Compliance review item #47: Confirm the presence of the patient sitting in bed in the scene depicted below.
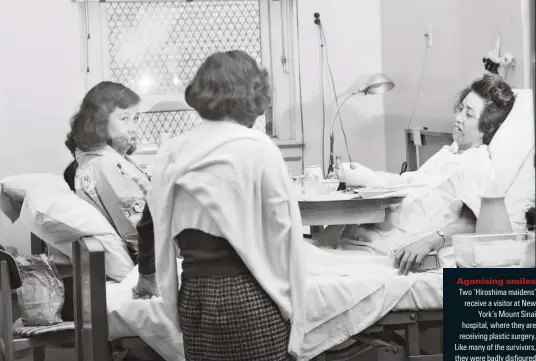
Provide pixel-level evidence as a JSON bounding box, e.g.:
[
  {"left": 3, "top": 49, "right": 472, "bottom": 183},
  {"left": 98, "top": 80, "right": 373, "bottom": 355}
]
[
  {"left": 337, "top": 74, "right": 516, "bottom": 275},
  {"left": 65, "top": 81, "right": 158, "bottom": 297}
]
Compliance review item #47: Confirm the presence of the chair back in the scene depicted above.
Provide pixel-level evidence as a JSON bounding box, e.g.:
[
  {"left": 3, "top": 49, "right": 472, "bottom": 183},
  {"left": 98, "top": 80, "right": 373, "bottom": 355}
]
[{"left": 0, "top": 250, "right": 22, "bottom": 360}]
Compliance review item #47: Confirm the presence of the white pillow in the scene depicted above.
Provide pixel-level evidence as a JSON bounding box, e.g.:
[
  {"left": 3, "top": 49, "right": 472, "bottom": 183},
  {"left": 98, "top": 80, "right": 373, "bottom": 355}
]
[
  {"left": 0, "top": 173, "right": 68, "bottom": 222},
  {"left": 489, "top": 89, "right": 534, "bottom": 194},
  {"left": 489, "top": 89, "right": 535, "bottom": 230},
  {"left": 505, "top": 149, "right": 535, "bottom": 232},
  {"left": 20, "top": 187, "right": 134, "bottom": 282}
]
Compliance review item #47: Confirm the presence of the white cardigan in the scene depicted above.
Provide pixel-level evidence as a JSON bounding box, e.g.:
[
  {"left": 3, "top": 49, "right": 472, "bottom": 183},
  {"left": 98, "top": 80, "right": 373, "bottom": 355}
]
[{"left": 148, "top": 120, "right": 308, "bottom": 355}]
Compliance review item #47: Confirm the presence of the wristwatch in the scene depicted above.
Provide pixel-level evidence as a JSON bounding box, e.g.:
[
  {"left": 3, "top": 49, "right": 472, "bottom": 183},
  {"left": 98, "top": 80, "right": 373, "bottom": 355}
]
[{"left": 436, "top": 230, "right": 446, "bottom": 249}]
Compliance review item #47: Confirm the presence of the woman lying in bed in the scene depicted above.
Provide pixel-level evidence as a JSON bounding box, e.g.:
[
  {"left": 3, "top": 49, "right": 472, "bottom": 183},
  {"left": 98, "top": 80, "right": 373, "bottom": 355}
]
[
  {"left": 337, "top": 74, "right": 516, "bottom": 275},
  {"left": 64, "top": 81, "right": 158, "bottom": 297}
]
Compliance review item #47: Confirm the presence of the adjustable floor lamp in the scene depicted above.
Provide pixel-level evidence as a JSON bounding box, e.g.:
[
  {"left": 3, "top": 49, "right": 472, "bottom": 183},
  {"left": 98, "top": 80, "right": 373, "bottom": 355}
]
[{"left": 327, "top": 73, "right": 395, "bottom": 174}]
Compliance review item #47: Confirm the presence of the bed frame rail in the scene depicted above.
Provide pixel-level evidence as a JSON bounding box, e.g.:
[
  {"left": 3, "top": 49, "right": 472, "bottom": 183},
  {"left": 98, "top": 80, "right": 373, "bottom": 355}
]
[
  {"left": 72, "top": 237, "right": 150, "bottom": 361},
  {"left": 73, "top": 236, "right": 110, "bottom": 361},
  {"left": 316, "top": 310, "right": 443, "bottom": 361}
]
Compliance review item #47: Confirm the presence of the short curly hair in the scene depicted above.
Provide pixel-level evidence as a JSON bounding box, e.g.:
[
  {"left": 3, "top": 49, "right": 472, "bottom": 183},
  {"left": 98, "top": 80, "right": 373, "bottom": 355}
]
[
  {"left": 453, "top": 74, "right": 516, "bottom": 145},
  {"left": 185, "top": 50, "right": 271, "bottom": 127},
  {"left": 66, "top": 81, "right": 140, "bottom": 152}
]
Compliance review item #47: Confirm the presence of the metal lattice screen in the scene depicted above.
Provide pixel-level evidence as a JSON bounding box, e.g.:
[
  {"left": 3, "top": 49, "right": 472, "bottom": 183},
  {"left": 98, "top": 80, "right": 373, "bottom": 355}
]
[{"left": 107, "top": 0, "right": 269, "bottom": 145}]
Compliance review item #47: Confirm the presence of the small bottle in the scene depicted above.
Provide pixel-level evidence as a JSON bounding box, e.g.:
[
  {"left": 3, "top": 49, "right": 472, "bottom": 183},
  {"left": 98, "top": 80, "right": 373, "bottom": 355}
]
[
  {"left": 334, "top": 156, "right": 346, "bottom": 191},
  {"left": 331, "top": 157, "right": 341, "bottom": 180}
]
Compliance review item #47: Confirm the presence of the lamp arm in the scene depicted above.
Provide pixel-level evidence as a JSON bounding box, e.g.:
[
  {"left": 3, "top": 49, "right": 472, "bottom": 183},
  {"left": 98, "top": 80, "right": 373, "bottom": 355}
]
[
  {"left": 329, "top": 91, "right": 360, "bottom": 136},
  {"left": 327, "top": 90, "right": 361, "bottom": 174}
]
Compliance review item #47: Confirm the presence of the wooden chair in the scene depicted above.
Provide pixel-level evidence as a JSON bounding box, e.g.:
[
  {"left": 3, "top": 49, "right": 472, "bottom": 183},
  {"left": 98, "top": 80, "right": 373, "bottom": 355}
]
[{"left": 0, "top": 249, "right": 76, "bottom": 361}]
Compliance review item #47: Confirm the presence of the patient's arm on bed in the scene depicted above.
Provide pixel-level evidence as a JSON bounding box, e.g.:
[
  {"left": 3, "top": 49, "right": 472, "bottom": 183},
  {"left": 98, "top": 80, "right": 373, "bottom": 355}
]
[
  {"left": 345, "top": 161, "right": 412, "bottom": 188},
  {"left": 395, "top": 205, "right": 476, "bottom": 274},
  {"left": 423, "top": 204, "right": 477, "bottom": 251},
  {"left": 439, "top": 204, "right": 477, "bottom": 248},
  {"left": 433, "top": 149, "right": 492, "bottom": 249}
]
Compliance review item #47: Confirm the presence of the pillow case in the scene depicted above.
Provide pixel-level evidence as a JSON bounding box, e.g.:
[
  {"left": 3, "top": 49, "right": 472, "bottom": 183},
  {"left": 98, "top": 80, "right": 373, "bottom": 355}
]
[
  {"left": 20, "top": 187, "right": 134, "bottom": 282},
  {"left": 489, "top": 89, "right": 534, "bottom": 195},
  {"left": 504, "top": 149, "right": 535, "bottom": 232},
  {"left": 0, "top": 174, "right": 68, "bottom": 222},
  {"left": 489, "top": 89, "right": 535, "bottom": 230}
]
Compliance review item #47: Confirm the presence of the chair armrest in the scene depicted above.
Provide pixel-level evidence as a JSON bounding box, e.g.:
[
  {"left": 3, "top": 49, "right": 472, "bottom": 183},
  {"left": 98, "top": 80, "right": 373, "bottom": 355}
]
[{"left": 73, "top": 236, "right": 109, "bottom": 361}]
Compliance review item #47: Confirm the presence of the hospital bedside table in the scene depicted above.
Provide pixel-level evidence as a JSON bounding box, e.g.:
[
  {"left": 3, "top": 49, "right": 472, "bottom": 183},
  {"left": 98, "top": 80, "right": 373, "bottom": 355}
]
[{"left": 299, "top": 197, "right": 404, "bottom": 248}]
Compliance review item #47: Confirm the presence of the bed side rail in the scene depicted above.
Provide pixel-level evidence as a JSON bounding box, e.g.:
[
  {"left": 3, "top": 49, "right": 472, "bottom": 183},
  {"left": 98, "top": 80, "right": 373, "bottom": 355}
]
[{"left": 73, "top": 236, "right": 110, "bottom": 361}]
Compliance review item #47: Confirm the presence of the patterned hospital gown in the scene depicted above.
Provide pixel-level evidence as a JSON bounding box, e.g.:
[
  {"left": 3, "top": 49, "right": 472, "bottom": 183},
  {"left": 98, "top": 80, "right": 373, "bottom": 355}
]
[{"left": 74, "top": 146, "right": 153, "bottom": 271}]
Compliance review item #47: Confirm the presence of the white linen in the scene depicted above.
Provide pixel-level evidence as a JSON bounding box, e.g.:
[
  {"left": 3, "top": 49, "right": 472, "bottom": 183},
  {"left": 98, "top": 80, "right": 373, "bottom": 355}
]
[
  {"left": 297, "top": 244, "right": 443, "bottom": 360},
  {"left": 105, "top": 265, "right": 185, "bottom": 361},
  {"left": 19, "top": 187, "right": 134, "bottom": 282},
  {"left": 505, "top": 148, "right": 535, "bottom": 231},
  {"left": 342, "top": 144, "right": 495, "bottom": 254},
  {"left": 489, "top": 89, "right": 534, "bottom": 195},
  {"left": 488, "top": 89, "right": 535, "bottom": 231},
  {"left": 0, "top": 173, "right": 68, "bottom": 222},
  {"left": 104, "top": 256, "right": 434, "bottom": 361},
  {"left": 392, "top": 270, "right": 443, "bottom": 311},
  {"left": 300, "top": 269, "right": 443, "bottom": 360},
  {"left": 147, "top": 120, "right": 417, "bottom": 359}
]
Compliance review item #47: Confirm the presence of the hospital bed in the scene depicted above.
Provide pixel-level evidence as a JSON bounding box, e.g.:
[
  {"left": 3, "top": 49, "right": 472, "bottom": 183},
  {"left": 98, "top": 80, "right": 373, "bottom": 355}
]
[
  {"left": 66, "top": 230, "right": 444, "bottom": 361},
  {"left": 29, "top": 226, "right": 445, "bottom": 361},
  {"left": 1, "top": 89, "right": 533, "bottom": 361}
]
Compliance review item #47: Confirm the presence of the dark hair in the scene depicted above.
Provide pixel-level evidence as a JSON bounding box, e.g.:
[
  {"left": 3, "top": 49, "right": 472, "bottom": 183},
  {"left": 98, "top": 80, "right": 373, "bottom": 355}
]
[
  {"left": 185, "top": 50, "right": 271, "bottom": 127},
  {"left": 65, "top": 136, "right": 77, "bottom": 156},
  {"left": 453, "top": 74, "right": 516, "bottom": 145},
  {"left": 526, "top": 207, "right": 535, "bottom": 231},
  {"left": 63, "top": 160, "right": 78, "bottom": 192},
  {"left": 66, "top": 81, "right": 140, "bottom": 152}
]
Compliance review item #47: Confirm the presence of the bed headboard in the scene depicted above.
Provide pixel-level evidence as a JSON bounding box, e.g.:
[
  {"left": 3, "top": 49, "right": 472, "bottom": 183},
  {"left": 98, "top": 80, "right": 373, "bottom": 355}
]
[{"left": 73, "top": 236, "right": 109, "bottom": 361}]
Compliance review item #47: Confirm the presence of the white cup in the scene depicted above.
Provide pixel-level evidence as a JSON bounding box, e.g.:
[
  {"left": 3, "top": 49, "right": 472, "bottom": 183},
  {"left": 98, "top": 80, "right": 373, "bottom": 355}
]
[{"left": 305, "top": 165, "right": 323, "bottom": 180}]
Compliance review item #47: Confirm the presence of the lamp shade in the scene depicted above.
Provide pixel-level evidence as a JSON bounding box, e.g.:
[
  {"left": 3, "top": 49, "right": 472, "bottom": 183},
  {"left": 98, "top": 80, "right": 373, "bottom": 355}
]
[{"left": 362, "top": 73, "right": 395, "bottom": 94}]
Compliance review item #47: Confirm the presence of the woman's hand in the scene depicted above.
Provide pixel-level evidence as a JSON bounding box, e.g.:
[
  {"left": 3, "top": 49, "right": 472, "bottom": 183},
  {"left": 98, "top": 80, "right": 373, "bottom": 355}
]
[
  {"left": 132, "top": 273, "right": 160, "bottom": 299},
  {"left": 393, "top": 234, "right": 438, "bottom": 276}
]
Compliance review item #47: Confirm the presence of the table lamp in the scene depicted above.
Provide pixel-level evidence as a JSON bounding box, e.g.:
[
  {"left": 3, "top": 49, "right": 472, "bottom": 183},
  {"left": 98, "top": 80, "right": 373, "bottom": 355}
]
[{"left": 328, "top": 73, "right": 395, "bottom": 174}]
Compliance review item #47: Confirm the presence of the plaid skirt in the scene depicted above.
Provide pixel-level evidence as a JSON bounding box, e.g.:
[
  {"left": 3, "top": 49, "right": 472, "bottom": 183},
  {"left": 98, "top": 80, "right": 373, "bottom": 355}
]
[{"left": 178, "top": 274, "right": 294, "bottom": 361}]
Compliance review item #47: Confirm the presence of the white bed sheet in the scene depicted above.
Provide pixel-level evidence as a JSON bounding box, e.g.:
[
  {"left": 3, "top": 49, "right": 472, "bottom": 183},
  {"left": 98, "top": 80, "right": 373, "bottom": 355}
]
[
  {"left": 103, "top": 260, "right": 443, "bottom": 361},
  {"left": 105, "top": 265, "right": 185, "bottom": 361},
  {"left": 296, "top": 269, "right": 443, "bottom": 360},
  {"left": 392, "top": 270, "right": 443, "bottom": 311},
  {"left": 294, "top": 245, "right": 445, "bottom": 360}
]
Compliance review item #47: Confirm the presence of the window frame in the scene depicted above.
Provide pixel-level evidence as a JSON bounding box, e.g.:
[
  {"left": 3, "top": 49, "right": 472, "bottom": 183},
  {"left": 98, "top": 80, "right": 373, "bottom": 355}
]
[{"left": 80, "top": 0, "right": 303, "bottom": 154}]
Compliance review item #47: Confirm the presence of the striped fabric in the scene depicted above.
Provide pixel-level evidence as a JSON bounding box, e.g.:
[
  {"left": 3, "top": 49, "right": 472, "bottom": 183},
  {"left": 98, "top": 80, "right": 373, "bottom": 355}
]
[
  {"left": 116, "top": 160, "right": 151, "bottom": 198},
  {"left": 12, "top": 318, "right": 74, "bottom": 337}
]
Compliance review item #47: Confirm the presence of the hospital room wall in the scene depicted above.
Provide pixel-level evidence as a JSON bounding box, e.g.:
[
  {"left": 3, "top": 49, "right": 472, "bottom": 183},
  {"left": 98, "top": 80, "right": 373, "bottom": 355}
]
[
  {"left": 296, "top": 0, "right": 387, "bottom": 173},
  {"left": 381, "top": 0, "right": 530, "bottom": 172},
  {"left": 0, "top": 0, "right": 85, "bottom": 253},
  {"left": 0, "top": 0, "right": 387, "bottom": 253}
]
